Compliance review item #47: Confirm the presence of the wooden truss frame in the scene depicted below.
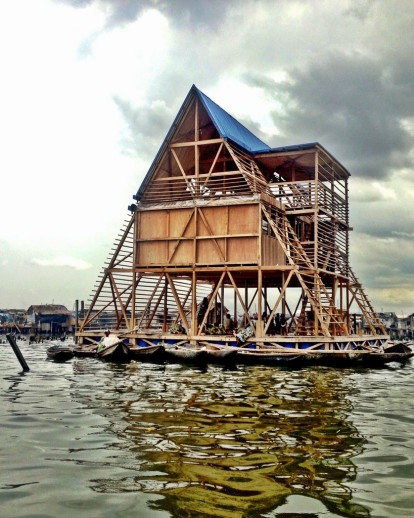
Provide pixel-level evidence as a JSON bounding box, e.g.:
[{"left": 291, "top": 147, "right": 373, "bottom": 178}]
[{"left": 77, "top": 90, "right": 387, "bottom": 348}]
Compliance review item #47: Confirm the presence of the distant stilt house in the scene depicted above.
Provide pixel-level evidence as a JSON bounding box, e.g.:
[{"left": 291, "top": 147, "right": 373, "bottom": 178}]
[
  {"left": 77, "top": 85, "right": 388, "bottom": 351},
  {"left": 0, "top": 309, "right": 27, "bottom": 334},
  {"left": 27, "top": 304, "right": 73, "bottom": 336}
]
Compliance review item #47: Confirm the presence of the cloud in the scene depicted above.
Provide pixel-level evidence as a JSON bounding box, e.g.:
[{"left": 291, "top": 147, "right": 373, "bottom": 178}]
[
  {"left": 392, "top": 231, "right": 414, "bottom": 239},
  {"left": 31, "top": 256, "right": 92, "bottom": 270},
  {"left": 351, "top": 231, "right": 414, "bottom": 312},
  {"left": 113, "top": 96, "right": 173, "bottom": 159},
  {"left": 58, "top": 0, "right": 235, "bottom": 29},
  {"left": 2, "top": 0, "right": 414, "bottom": 315},
  {"left": 245, "top": 51, "right": 414, "bottom": 179},
  {"left": 350, "top": 179, "right": 397, "bottom": 203}
]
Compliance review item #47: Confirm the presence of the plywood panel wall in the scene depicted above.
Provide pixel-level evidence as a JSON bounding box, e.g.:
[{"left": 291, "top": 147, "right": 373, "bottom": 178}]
[{"left": 136, "top": 203, "right": 264, "bottom": 266}]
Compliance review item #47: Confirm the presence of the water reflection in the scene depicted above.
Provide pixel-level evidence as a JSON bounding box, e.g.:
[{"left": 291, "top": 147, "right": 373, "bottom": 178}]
[{"left": 71, "top": 362, "right": 371, "bottom": 517}]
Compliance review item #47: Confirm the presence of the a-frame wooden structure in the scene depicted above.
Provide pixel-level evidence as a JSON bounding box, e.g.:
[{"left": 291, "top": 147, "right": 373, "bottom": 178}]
[{"left": 77, "top": 85, "right": 388, "bottom": 352}]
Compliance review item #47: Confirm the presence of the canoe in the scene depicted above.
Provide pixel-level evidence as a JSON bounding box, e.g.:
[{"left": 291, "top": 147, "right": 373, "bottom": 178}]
[
  {"left": 46, "top": 344, "right": 74, "bottom": 361},
  {"left": 235, "top": 342, "right": 414, "bottom": 366},
  {"left": 165, "top": 344, "right": 207, "bottom": 362},
  {"left": 73, "top": 345, "right": 98, "bottom": 358},
  {"left": 203, "top": 344, "right": 238, "bottom": 361},
  {"left": 364, "top": 351, "right": 414, "bottom": 365},
  {"left": 127, "top": 344, "right": 164, "bottom": 361},
  {"left": 383, "top": 341, "right": 412, "bottom": 355},
  {"left": 364, "top": 342, "right": 413, "bottom": 365},
  {"left": 236, "top": 348, "right": 302, "bottom": 364},
  {"left": 354, "top": 341, "right": 413, "bottom": 366},
  {"left": 96, "top": 335, "right": 129, "bottom": 361}
]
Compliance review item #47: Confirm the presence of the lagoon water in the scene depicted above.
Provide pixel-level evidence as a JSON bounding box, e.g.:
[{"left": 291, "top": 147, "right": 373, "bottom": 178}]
[{"left": 1, "top": 339, "right": 414, "bottom": 518}]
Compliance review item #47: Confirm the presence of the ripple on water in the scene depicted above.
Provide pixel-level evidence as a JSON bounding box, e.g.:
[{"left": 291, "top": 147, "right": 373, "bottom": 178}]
[{"left": 1, "top": 342, "right": 414, "bottom": 517}]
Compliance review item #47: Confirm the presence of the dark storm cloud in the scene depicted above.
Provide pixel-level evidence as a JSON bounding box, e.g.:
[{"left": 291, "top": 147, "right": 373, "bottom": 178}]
[
  {"left": 343, "top": 1, "right": 375, "bottom": 21},
  {"left": 113, "top": 95, "right": 173, "bottom": 159},
  {"left": 57, "top": 0, "right": 232, "bottom": 28},
  {"left": 245, "top": 52, "right": 414, "bottom": 179},
  {"left": 113, "top": 92, "right": 271, "bottom": 162},
  {"left": 351, "top": 230, "right": 414, "bottom": 297},
  {"left": 352, "top": 201, "right": 414, "bottom": 240}
]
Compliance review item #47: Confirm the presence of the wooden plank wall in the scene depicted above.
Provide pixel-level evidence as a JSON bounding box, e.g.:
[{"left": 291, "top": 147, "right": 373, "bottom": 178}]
[{"left": 136, "top": 203, "right": 285, "bottom": 267}]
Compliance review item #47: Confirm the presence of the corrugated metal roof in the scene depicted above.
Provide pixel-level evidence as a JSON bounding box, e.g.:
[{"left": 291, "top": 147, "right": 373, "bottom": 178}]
[
  {"left": 27, "top": 304, "right": 70, "bottom": 315},
  {"left": 195, "top": 86, "right": 271, "bottom": 153},
  {"left": 255, "top": 142, "right": 319, "bottom": 154}
]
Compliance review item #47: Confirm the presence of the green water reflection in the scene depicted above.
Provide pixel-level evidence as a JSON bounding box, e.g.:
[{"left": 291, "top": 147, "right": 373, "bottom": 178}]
[{"left": 79, "top": 363, "right": 371, "bottom": 517}]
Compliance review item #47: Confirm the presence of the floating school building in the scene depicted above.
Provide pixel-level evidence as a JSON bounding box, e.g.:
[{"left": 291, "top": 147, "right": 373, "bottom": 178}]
[{"left": 77, "top": 85, "right": 388, "bottom": 355}]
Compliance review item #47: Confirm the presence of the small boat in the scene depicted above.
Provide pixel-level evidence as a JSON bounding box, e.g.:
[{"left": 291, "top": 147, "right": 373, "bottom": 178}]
[
  {"left": 127, "top": 344, "right": 165, "bottom": 361},
  {"left": 96, "top": 335, "right": 128, "bottom": 361},
  {"left": 165, "top": 344, "right": 207, "bottom": 363},
  {"left": 203, "top": 344, "right": 238, "bottom": 362},
  {"left": 73, "top": 344, "right": 98, "bottom": 358},
  {"left": 46, "top": 343, "right": 74, "bottom": 361},
  {"left": 236, "top": 347, "right": 302, "bottom": 364},
  {"left": 363, "top": 341, "right": 414, "bottom": 365}
]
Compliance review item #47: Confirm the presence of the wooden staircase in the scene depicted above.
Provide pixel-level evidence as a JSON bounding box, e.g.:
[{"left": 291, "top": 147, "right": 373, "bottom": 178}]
[
  {"left": 348, "top": 268, "right": 386, "bottom": 335},
  {"left": 262, "top": 204, "right": 348, "bottom": 337}
]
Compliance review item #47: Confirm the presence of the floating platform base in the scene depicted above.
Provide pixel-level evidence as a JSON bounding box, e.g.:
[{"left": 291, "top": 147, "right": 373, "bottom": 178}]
[{"left": 74, "top": 331, "right": 412, "bottom": 367}]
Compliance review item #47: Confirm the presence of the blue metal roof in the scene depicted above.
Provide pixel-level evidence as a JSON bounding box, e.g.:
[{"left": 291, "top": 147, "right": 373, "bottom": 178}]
[
  {"left": 195, "top": 86, "right": 271, "bottom": 153},
  {"left": 255, "top": 142, "right": 319, "bottom": 154}
]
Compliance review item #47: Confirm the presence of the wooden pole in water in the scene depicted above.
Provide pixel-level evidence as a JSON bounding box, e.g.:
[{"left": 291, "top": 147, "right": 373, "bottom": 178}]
[
  {"left": 75, "top": 299, "right": 79, "bottom": 344},
  {"left": 6, "top": 333, "right": 30, "bottom": 372}
]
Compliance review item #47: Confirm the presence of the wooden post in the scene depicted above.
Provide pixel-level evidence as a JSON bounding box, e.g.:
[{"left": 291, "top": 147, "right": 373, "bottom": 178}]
[
  {"left": 75, "top": 299, "right": 79, "bottom": 344},
  {"left": 257, "top": 269, "right": 263, "bottom": 337},
  {"left": 195, "top": 98, "right": 199, "bottom": 195},
  {"left": 163, "top": 278, "right": 168, "bottom": 332},
  {"left": 347, "top": 279, "right": 351, "bottom": 333},
  {"left": 191, "top": 270, "right": 197, "bottom": 338},
  {"left": 131, "top": 213, "right": 137, "bottom": 330},
  {"left": 314, "top": 151, "right": 319, "bottom": 270},
  {"left": 6, "top": 334, "right": 29, "bottom": 372},
  {"left": 234, "top": 288, "right": 237, "bottom": 328},
  {"left": 220, "top": 282, "right": 224, "bottom": 327}
]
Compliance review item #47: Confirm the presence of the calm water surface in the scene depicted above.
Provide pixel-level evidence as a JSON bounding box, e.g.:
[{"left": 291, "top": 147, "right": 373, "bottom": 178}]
[{"left": 1, "top": 339, "right": 414, "bottom": 518}]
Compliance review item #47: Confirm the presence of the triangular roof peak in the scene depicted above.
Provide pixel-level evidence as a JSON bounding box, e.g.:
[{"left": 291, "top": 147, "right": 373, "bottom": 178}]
[
  {"left": 193, "top": 85, "right": 270, "bottom": 153},
  {"left": 136, "top": 85, "right": 271, "bottom": 197}
]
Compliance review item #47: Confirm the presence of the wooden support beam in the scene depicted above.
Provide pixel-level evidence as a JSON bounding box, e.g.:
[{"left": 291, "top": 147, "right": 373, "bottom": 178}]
[
  {"left": 145, "top": 284, "right": 166, "bottom": 329},
  {"left": 167, "top": 209, "right": 195, "bottom": 264},
  {"left": 227, "top": 272, "right": 255, "bottom": 333},
  {"left": 81, "top": 216, "right": 134, "bottom": 330},
  {"left": 202, "top": 142, "right": 224, "bottom": 190},
  {"left": 137, "top": 275, "right": 163, "bottom": 328},
  {"left": 197, "top": 273, "right": 225, "bottom": 333},
  {"left": 197, "top": 207, "right": 226, "bottom": 262},
  {"left": 110, "top": 272, "right": 130, "bottom": 328},
  {"left": 263, "top": 270, "right": 294, "bottom": 335},
  {"left": 257, "top": 269, "right": 263, "bottom": 337},
  {"left": 170, "top": 138, "right": 225, "bottom": 148},
  {"left": 191, "top": 271, "right": 197, "bottom": 336},
  {"left": 163, "top": 277, "right": 168, "bottom": 332},
  {"left": 171, "top": 148, "right": 194, "bottom": 196},
  {"left": 165, "top": 273, "right": 189, "bottom": 333},
  {"left": 348, "top": 286, "right": 377, "bottom": 335}
]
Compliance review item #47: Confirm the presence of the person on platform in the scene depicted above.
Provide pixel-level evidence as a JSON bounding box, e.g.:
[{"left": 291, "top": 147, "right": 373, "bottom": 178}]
[
  {"left": 233, "top": 319, "right": 254, "bottom": 346},
  {"left": 97, "top": 329, "right": 111, "bottom": 352},
  {"left": 223, "top": 313, "right": 234, "bottom": 333}
]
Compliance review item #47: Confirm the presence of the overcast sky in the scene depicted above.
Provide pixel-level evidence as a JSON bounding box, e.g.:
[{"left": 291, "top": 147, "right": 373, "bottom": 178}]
[{"left": 1, "top": 0, "right": 413, "bottom": 314}]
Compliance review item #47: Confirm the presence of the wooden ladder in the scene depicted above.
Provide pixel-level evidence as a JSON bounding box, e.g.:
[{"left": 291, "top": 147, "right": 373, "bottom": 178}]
[
  {"left": 348, "top": 267, "right": 386, "bottom": 335},
  {"left": 262, "top": 205, "right": 348, "bottom": 337}
]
